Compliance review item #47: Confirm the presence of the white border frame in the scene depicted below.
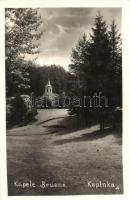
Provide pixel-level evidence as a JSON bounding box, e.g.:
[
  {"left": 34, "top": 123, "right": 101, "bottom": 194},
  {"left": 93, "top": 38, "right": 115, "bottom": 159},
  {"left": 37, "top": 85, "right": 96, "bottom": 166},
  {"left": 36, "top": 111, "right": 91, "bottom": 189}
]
[{"left": 0, "top": 0, "right": 130, "bottom": 200}]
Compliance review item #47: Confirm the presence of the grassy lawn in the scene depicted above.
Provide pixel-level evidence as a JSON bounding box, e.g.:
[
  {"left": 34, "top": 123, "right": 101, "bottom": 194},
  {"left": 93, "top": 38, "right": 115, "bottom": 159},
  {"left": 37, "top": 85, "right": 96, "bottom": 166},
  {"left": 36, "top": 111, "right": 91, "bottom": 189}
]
[{"left": 7, "top": 109, "right": 123, "bottom": 195}]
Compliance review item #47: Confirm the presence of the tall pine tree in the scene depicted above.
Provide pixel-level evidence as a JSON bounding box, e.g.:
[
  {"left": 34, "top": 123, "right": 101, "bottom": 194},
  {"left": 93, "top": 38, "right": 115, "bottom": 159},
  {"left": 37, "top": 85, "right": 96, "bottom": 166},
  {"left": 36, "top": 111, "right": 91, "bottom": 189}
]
[
  {"left": 70, "top": 13, "right": 122, "bottom": 130},
  {"left": 69, "top": 34, "right": 89, "bottom": 94},
  {"left": 109, "top": 20, "right": 122, "bottom": 106},
  {"left": 87, "top": 12, "right": 111, "bottom": 96}
]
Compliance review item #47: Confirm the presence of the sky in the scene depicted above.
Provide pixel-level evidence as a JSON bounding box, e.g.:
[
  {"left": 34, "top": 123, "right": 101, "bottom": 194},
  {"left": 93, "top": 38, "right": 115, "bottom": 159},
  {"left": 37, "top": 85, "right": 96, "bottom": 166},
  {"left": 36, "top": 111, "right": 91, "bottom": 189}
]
[{"left": 31, "top": 8, "right": 121, "bottom": 71}]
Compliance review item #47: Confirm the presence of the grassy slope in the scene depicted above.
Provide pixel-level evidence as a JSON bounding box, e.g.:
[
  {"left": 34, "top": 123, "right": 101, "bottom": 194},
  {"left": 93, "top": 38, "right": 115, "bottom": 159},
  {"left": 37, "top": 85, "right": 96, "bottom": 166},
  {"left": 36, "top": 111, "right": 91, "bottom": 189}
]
[{"left": 7, "top": 109, "right": 123, "bottom": 195}]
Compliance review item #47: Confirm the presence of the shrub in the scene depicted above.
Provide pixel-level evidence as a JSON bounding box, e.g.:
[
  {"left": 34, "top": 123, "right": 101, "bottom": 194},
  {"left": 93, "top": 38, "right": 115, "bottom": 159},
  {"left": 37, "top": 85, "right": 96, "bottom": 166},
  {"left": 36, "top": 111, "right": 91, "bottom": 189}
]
[
  {"left": 6, "top": 103, "right": 15, "bottom": 125},
  {"left": 6, "top": 95, "right": 37, "bottom": 127}
]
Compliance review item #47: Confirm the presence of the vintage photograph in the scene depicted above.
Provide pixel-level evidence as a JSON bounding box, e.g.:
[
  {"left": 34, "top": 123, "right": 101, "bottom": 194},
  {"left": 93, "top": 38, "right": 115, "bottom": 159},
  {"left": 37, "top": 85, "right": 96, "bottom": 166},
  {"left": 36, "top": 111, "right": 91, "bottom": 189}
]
[{"left": 5, "top": 8, "right": 123, "bottom": 195}]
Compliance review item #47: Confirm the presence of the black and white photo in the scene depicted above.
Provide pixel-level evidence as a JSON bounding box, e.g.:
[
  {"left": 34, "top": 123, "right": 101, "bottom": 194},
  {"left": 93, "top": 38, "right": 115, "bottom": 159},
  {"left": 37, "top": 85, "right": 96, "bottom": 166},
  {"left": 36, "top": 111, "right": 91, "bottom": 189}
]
[{"left": 4, "top": 5, "right": 123, "bottom": 196}]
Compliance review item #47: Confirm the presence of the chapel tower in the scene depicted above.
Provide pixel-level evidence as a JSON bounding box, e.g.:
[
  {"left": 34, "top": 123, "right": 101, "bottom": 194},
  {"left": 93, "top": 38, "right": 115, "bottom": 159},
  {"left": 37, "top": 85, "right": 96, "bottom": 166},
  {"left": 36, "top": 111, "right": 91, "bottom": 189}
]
[{"left": 44, "top": 78, "right": 53, "bottom": 100}]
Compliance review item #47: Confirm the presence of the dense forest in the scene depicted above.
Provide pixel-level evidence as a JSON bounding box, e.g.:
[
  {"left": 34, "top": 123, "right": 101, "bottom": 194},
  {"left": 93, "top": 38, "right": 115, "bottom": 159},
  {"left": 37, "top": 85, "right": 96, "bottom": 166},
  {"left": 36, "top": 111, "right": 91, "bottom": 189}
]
[{"left": 29, "top": 64, "right": 74, "bottom": 96}]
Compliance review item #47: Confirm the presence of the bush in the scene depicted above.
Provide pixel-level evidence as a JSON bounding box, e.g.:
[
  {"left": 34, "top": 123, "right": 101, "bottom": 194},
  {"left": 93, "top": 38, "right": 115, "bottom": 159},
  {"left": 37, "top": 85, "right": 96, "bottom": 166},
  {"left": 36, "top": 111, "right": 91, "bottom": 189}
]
[
  {"left": 24, "top": 107, "right": 38, "bottom": 123},
  {"left": 6, "top": 95, "right": 37, "bottom": 127},
  {"left": 6, "top": 103, "right": 15, "bottom": 125}
]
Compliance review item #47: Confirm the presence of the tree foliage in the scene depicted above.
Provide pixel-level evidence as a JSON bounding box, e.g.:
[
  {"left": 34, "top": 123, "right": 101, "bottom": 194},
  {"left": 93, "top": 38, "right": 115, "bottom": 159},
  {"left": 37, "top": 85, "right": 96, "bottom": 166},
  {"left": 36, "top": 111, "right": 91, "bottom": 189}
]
[
  {"left": 5, "top": 8, "right": 43, "bottom": 96},
  {"left": 69, "top": 13, "right": 122, "bottom": 130},
  {"left": 29, "top": 64, "right": 74, "bottom": 97},
  {"left": 70, "top": 13, "right": 122, "bottom": 106},
  {"left": 108, "top": 20, "right": 122, "bottom": 106}
]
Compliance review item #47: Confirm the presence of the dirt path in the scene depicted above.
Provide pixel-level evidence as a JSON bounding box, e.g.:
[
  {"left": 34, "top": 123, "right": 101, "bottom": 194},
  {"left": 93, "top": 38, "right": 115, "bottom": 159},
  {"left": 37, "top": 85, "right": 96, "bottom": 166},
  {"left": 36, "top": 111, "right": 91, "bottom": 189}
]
[{"left": 7, "top": 109, "right": 123, "bottom": 195}]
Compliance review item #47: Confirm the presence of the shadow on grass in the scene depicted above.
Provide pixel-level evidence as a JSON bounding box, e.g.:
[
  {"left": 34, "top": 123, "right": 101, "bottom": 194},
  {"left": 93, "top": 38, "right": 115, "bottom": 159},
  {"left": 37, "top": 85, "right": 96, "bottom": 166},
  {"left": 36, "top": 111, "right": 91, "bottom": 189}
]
[
  {"left": 54, "top": 127, "right": 122, "bottom": 145},
  {"left": 36, "top": 117, "right": 67, "bottom": 126},
  {"left": 6, "top": 117, "right": 38, "bottom": 130},
  {"left": 43, "top": 115, "right": 99, "bottom": 136},
  {"left": 42, "top": 124, "right": 67, "bottom": 129}
]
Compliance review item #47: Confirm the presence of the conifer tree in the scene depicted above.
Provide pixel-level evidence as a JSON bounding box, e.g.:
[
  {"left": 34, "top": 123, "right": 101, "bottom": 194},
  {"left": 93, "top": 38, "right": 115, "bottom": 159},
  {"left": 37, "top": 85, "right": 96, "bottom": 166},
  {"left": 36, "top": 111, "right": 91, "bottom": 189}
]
[
  {"left": 87, "top": 12, "right": 111, "bottom": 95},
  {"left": 70, "top": 13, "right": 122, "bottom": 130},
  {"left": 109, "top": 20, "right": 122, "bottom": 106},
  {"left": 69, "top": 34, "right": 89, "bottom": 93}
]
